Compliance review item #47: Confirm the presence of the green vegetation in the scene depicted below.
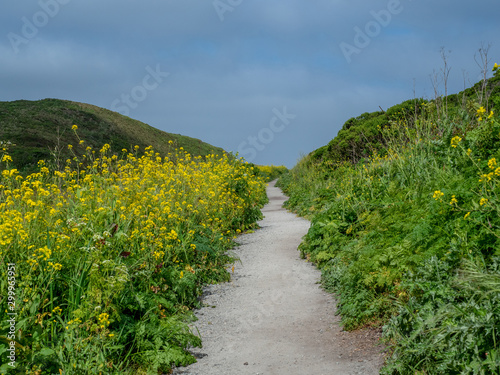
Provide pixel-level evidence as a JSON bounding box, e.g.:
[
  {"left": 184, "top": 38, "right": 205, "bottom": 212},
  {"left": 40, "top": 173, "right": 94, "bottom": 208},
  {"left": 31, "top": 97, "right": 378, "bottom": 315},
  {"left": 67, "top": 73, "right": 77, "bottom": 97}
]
[
  {"left": 0, "top": 99, "right": 226, "bottom": 173},
  {"left": 310, "top": 71, "right": 500, "bottom": 167},
  {"left": 278, "top": 64, "right": 500, "bottom": 373},
  {"left": 311, "top": 99, "right": 428, "bottom": 165},
  {"left": 0, "top": 136, "right": 267, "bottom": 374},
  {"left": 254, "top": 165, "right": 288, "bottom": 182}
]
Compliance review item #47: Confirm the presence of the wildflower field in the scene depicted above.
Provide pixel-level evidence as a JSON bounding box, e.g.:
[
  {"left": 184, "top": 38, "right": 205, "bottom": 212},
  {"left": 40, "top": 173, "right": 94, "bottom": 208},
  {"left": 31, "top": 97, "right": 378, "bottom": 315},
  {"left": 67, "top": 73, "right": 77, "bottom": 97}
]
[
  {"left": 254, "top": 165, "right": 288, "bottom": 182},
  {"left": 278, "top": 65, "right": 500, "bottom": 373},
  {"left": 0, "top": 130, "right": 267, "bottom": 374}
]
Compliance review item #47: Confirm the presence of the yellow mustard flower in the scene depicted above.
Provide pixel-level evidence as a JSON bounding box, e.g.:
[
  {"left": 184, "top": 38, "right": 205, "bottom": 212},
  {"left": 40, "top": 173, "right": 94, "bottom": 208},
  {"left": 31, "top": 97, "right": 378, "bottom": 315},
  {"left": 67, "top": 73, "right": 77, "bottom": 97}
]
[
  {"left": 450, "top": 136, "right": 462, "bottom": 148},
  {"left": 1, "top": 155, "right": 13, "bottom": 163},
  {"left": 489, "top": 158, "right": 497, "bottom": 169},
  {"left": 52, "top": 306, "right": 62, "bottom": 314},
  {"left": 433, "top": 190, "right": 444, "bottom": 200}
]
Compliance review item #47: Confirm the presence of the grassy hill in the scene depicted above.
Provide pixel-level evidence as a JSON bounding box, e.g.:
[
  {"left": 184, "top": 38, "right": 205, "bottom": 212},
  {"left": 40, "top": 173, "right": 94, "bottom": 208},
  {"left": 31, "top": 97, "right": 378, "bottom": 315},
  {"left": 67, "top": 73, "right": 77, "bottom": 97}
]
[
  {"left": 310, "top": 73, "right": 500, "bottom": 166},
  {"left": 278, "top": 66, "right": 500, "bottom": 373},
  {"left": 0, "top": 98, "right": 226, "bottom": 173}
]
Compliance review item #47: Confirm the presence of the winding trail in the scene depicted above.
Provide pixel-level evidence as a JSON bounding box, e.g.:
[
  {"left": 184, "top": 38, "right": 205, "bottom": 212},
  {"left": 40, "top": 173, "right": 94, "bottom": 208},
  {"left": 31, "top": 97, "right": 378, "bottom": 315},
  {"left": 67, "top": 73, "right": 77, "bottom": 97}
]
[{"left": 173, "top": 181, "right": 384, "bottom": 375}]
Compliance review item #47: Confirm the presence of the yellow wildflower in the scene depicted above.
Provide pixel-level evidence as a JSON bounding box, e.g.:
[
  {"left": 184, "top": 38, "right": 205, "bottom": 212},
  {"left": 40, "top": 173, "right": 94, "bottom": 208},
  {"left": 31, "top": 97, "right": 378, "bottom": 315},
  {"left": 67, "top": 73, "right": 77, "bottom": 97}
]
[
  {"left": 450, "top": 136, "right": 462, "bottom": 148},
  {"left": 480, "top": 198, "right": 488, "bottom": 206},
  {"left": 479, "top": 173, "right": 492, "bottom": 182},
  {"left": 98, "top": 313, "right": 110, "bottom": 326},
  {"left": 1, "top": 155, "right": 13, "bottom": 163},
  {"left": 72, "top": 125, "right": 78, "bottom": 130},
  {"left": 52, "top": 306, "right": 62, "bottom": 314},
  {"left": 488, "top": 158, "right": 497, "bottom": 170},
  {"left": 433, "top": 190, "right": 444, "bottom": 200},
  {"left": 48, "top": 262, "right": 62, "bottom": 271}
]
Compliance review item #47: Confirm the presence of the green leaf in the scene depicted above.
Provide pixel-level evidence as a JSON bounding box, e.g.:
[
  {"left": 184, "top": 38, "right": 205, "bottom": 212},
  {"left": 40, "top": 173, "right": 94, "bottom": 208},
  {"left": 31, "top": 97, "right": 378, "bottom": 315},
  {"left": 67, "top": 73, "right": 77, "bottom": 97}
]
[{"left": 39, "top": 347, "right": 55, "bottom": 356}]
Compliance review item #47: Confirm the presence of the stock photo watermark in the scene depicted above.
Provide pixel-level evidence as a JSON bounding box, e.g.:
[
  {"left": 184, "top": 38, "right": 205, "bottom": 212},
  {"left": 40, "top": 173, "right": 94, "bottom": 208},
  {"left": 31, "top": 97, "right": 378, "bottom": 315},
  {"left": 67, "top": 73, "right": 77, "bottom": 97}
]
[
  {"left": 5, "top": 263, "right": 17, "bottom": 369},
  {"left": 7, "top": 0, "right": 72, "bottom": 54},
  {"left": 237, "top": 106, "right": 296, "bottom": 163},
  {"left": 213, "top": 0, "right": 243, "bottom": 22},
  {"left": 110, "top": 64, "right": 170, "bottom": 116},
  {"left": 339, "top": 0, "right": 408, "bottom": 63}
]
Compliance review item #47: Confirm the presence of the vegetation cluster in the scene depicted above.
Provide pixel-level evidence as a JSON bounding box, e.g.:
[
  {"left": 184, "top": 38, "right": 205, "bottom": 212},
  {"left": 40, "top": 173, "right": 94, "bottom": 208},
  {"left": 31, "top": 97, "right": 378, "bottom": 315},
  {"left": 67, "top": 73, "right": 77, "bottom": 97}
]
[
  {"left": 278, "top": 64, "right": 500, "bottom": 373},
  {"left": 0, "top": 99, "right": 226, "bottom": 174},
  {"left": 254, "top": 165, "right": 288, "bottom": 182},
  {"left": 0, "top": 129, "right": 267, "bottom": 374}
]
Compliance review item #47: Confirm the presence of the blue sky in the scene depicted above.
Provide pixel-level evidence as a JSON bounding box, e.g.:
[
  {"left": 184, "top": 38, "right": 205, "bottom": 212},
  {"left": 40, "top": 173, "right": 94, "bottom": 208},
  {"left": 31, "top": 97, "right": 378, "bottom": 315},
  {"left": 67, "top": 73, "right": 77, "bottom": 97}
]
[{"left": 1, "top": 0, "right": 499, "bottom": 167}]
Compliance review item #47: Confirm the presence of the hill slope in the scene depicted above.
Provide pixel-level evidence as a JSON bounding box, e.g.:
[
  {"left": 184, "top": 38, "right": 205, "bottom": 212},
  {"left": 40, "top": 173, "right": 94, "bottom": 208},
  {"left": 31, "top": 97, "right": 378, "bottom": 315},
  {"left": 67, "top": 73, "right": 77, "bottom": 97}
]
[
  {"left": 310, "top": 73, "right": 500, "bottom": 166},
  {"left": 278, "top": 67, "right": 500, "bottom": 373},
  {"left": 0, "top": 98, "right": 226, "bottom": 172}
]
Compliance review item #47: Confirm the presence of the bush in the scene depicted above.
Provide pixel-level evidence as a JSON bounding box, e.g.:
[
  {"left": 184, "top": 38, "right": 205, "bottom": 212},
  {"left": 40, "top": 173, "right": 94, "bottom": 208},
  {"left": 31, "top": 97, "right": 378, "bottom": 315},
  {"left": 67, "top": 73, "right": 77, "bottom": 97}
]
[
  {"left": 0, "top": 134, "right": 267, "bottom": 374},
  {"left": 278, "top": 86, "right": 500, "bottom": 372}
]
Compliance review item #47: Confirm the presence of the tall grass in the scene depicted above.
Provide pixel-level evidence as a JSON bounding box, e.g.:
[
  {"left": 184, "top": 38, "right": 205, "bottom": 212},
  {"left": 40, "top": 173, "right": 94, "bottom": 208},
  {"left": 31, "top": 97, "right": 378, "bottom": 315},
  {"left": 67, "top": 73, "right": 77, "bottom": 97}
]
[
  {"left": 278, "top": 68, "right": 500, "bottom": 372},
  {"left": 254, "top": 165, "right": 288, "bottom": 182},
  {"left": 0, "top": 130, "right": 267, "bottom": 374}
]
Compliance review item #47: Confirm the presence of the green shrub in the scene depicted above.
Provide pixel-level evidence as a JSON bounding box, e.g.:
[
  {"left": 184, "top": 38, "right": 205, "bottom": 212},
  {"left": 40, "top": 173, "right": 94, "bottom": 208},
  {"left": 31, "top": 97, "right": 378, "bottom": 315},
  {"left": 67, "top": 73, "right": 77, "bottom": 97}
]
[{"left": 278, "top": 69, "right": 500, "bottom": 373}]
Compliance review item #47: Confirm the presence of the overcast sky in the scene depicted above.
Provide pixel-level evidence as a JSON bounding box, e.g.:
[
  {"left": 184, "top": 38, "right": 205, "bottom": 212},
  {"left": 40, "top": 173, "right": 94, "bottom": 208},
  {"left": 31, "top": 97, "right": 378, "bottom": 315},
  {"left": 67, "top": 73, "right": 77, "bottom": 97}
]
[{"left": 1, "top": 1, "right": 500, "bottom": 167}]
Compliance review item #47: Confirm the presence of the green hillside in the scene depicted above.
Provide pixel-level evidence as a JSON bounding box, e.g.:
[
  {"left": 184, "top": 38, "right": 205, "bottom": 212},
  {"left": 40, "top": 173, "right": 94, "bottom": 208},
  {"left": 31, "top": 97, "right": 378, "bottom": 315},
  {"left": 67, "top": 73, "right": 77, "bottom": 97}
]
[
  {"left": 310, "top": 73, "right": 500, "bottom": 167},
  {"left": 0, "top": 98, "right": 226, "bottom": 173},
  {"left": 279, "top": 66, "right": 500, "bottom": 373}
]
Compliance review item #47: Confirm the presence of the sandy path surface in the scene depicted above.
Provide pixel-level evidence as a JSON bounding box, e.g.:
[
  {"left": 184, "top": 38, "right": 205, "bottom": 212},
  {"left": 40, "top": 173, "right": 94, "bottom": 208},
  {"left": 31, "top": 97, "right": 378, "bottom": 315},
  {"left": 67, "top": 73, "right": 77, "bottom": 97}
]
[{"left": 173, "top": 181, "right": 384, "bottom": 375}]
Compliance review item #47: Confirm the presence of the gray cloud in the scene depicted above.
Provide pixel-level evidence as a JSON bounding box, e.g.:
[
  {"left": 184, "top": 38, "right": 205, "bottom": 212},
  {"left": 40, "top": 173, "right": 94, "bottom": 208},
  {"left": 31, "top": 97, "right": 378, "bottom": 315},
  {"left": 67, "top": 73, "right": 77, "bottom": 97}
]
[{"left": 1, "top": 0, "right": 499, "bottom": 167}]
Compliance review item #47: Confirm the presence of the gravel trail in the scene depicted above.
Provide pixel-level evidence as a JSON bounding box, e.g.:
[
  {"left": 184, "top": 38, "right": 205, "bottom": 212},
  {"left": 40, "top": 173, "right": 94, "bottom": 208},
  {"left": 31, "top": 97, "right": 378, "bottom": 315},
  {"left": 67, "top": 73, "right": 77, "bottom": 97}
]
[{"left": 173, "top": 181, "right": 384, "bottom": 375}]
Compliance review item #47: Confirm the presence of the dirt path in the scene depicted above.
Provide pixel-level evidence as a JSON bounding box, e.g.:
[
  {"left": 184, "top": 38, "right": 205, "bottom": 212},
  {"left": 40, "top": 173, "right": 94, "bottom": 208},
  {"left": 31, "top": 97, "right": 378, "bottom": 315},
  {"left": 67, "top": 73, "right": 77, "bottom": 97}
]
[{"left": 173, "top": 181, "right": 384, "bottom": 375}]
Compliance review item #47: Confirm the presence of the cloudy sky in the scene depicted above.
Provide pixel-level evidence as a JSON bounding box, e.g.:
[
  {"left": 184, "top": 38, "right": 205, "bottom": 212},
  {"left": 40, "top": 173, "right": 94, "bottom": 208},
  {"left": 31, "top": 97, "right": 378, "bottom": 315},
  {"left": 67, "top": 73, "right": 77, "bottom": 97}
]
[{"left": 1, "top": 0, "right": 500, "bottom": 167}]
